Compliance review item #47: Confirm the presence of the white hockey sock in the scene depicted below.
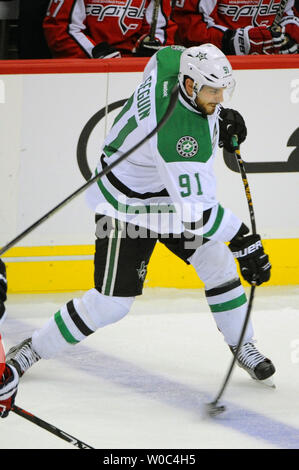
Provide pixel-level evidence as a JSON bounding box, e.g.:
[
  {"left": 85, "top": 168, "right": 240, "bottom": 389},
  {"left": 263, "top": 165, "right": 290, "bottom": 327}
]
[
  {"left": 205, "top": 278, "right": 254, "bottom": 346},
  {"left": 32, "top": 289, "right": 134, "bottom": 359},
  {"left": 189, "top": 240, "right": 254, "bottom": 346}
]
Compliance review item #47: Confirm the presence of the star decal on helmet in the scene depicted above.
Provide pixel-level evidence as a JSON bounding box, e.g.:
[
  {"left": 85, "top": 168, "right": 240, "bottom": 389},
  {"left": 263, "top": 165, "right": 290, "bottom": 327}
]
[{"left": 196, "top": 52, "right": 208, "bottom": 60}]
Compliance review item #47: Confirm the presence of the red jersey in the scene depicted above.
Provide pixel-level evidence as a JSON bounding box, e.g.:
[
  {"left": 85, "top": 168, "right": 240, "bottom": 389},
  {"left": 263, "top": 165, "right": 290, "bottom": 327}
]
[
  {"left": 0, "top": 336, "right": 5, "bottom": 376},
  {"left": 173, "top": 0, "right": 299, "bottom": 48},
  {"left": 43, "top": 0, "right": 177, "bottom": 58}
]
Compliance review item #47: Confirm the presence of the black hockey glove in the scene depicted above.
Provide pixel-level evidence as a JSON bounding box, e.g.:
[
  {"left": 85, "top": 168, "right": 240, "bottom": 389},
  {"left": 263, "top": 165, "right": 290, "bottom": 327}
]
[
  {"left": 229, "top": 233, "right": 271, "bottom": 286},
  {"left": 0, "top": 259, "right": 7, "bottom": 321},
  {"left": 219, "top": 108, "right": 247, "bottom": 153},
  {"left": 92, "top": 42, "right": 121, "bottom": 59},
  {"left": 280, "top": 21, "right": 299, "bottom": 54},
  {"left": 279, "top": 35, "right": 298, "bottom": 54},
  {"left": 135, "top": 35, "right": 162, "bottom": 57}
]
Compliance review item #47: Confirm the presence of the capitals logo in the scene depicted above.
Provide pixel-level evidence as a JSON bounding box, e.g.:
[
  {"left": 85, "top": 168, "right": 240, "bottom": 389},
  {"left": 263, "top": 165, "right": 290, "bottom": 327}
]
[
  {"left": 86, "top": 0, "right": 146, "bottom": 34},
  {"left": 218, "top": 0, "right": 281, "bottom": 26}
]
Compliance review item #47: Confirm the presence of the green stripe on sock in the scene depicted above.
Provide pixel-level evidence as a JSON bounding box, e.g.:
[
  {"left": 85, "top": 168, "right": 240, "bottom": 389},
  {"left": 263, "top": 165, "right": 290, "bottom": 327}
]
[
  {"left": 54, "top": 311, "right": 79, "bottom": 344},
  {"left": 204, "top": 204, "right": 225, "bottom": 238},
  {"left": 209, "top": 293, "right": 247, "bottom": 313}
]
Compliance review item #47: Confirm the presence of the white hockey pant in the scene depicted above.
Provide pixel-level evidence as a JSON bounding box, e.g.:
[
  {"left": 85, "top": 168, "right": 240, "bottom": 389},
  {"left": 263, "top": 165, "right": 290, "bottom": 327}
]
[{"left": 188, "top": 240, "right": 254, "bottom": 346}]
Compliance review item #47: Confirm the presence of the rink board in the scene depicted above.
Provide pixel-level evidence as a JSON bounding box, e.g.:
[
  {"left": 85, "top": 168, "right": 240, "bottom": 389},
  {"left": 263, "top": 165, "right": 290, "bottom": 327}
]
[
  {"left": 2, "top": 238, "right": 299, "bottom": 293},
  {"left": 0, "top": 56, "right": 298, "bottom": 292}
]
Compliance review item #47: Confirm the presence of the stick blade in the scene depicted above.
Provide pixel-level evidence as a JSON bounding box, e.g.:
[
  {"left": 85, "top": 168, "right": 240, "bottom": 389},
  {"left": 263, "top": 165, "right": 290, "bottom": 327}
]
[{"left": 204, "top": 401, "right": 226, "bottom": 418}]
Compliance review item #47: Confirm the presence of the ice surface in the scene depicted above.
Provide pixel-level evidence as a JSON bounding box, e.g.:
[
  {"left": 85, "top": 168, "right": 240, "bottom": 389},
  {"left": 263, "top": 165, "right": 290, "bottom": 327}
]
[{"left": 1, "top": 286, "right": 299, "bottom": 449}]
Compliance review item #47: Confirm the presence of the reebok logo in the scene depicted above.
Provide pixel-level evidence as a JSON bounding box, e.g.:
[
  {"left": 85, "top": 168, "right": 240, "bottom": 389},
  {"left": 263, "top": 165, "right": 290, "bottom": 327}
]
[{"left": 163, "top": 81, "right": 168, "bottom": 97}]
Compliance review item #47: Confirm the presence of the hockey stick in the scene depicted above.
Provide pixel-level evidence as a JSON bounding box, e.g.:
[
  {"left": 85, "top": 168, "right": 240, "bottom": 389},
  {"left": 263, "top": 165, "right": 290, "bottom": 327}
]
[
  {"left": 0, "top": 85, "right": 179, "bottom": 257},
  {"left": 3, "top": 344, "right": 93, "bottom": 448},
  {"left": 12, "top": 405, "right": 94, "bottom": 449},
  {"left": 271, "top": 0, "right": 289, "bottom": 31},
  {"left": 206, "top": 136, "right": 257, "bottom": 417},
  {"left": 149, "top": 0, "right": 160, "bottom": 41},
  {"left": 270, "top": 0, "right": 298, "bottom": 53}
]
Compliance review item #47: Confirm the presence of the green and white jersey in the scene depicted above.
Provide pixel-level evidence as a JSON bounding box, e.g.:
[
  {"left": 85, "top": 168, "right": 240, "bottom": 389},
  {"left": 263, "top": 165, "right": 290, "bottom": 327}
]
[{"left": 86, "top": 46, "right": 241, "bottom": 241}]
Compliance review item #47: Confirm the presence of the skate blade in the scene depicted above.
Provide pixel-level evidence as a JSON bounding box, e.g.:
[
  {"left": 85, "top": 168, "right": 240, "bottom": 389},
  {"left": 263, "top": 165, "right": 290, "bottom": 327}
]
[{"left": 254, "top": 377, "right": 276, "bottom": 389}]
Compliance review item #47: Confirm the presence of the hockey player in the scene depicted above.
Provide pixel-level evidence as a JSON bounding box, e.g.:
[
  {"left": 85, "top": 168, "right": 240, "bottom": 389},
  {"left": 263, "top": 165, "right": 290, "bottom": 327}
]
[
  {"left": 173, "top": 0, "right": 299, "bottom": 54},
  {"left": 6, "top": 44, "right": 274, "bottom": 409},
  {"left": 0, "top": 259, "right": 19, "bottom": 418},
  {"left": 43, "top": 0, "right": 177, "bottom": 58}
]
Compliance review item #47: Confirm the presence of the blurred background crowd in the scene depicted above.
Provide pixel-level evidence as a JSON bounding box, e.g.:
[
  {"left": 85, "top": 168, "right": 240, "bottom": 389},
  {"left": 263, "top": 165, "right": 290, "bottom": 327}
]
[{"left": 0, "top": 0, "right": 298, "bottom": 60}]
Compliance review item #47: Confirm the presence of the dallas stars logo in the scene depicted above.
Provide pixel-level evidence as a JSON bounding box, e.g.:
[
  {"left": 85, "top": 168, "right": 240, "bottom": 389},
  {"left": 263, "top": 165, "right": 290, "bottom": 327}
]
[
  {"left": 196, "top": 52, "right": 208, "bottom": 60},
  {"left": 137, "top": 261, "right": 147, "bottom": 281},
  {"left": 176, "top": 136, "right": 198, "bottom": 158}
]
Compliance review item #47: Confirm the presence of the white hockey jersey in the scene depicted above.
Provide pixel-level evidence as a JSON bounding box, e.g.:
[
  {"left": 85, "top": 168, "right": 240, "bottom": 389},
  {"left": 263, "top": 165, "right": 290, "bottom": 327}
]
[{"left": 86, "top": 46, "right": 242, "bottom": 241}]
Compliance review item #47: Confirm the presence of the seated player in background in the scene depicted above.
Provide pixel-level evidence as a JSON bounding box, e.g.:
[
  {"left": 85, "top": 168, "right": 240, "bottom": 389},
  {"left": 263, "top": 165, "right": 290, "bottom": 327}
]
[
  {"left": 172, "top": 0, "right": 299, "bottom": 55},
  {"left": 43, "top": 0, "right": 177, "bottom": 58}
]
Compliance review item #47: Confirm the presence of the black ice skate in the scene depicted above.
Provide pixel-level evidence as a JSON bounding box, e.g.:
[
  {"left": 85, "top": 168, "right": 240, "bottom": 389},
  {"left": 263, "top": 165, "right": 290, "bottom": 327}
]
[
  {"left": 6, "top": 338, "right": 41, "bottom": 378},
  {"left": 230, "top": 342, "right": 276, "bottom": 387}
]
